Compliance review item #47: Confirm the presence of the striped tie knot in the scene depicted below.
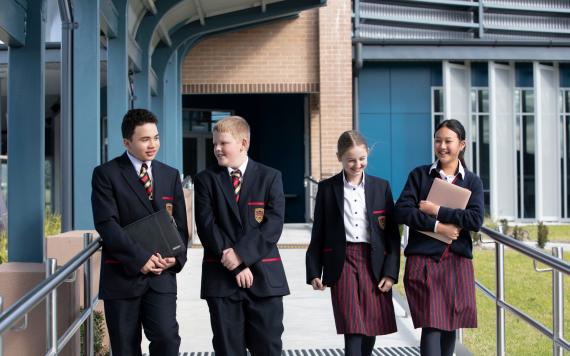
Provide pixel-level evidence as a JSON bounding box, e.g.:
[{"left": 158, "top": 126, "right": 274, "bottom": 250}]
[
  {"left": 231, "top": 169, "right": 241, "bottom": 202},
  {"left": 139, "top": 163, "right": 153, "bottom": 200}
]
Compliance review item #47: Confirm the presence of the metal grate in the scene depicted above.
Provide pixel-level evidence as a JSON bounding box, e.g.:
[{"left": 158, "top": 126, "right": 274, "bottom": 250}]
[{"left": 144, "top": 347, "right": 421, "bottom": 356}]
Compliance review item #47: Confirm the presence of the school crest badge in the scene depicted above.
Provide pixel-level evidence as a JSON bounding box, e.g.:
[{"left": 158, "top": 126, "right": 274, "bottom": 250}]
[
  {"left": 378, "top": 215, "right": 386, "bottom": 230},
  {"left": 254, "top": 208, "right": 264, "bottom": 223},
  {"left": 165, "top": 203, "right": 173, "bottom": 216}
]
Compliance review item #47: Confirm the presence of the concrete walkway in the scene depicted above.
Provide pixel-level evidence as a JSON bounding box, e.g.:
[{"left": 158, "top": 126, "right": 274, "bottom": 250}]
[{"left": 142, "top": 224, "right": 421, "bottom": 353}]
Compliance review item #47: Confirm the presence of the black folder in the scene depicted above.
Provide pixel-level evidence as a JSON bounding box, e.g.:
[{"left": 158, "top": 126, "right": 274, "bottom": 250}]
[{"left": 123, "top": 209, "right": 185, "bottom": 257}]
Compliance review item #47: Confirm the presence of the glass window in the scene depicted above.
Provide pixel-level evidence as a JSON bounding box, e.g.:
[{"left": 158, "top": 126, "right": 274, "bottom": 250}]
[
  {"left": 515, "top": 88, "right": 536, "bottom": 219},
  {"left": 471, "top": 88, "right": 491, "bottom": 213}
]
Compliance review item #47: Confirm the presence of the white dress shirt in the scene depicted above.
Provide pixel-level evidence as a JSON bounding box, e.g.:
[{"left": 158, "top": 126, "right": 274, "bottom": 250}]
[
  {"left": 226, "top": 157, "right": 249, "bottom": 181},
  {"left": 343, "top": 172, "right": 370, "bottom": 243},
  {"left": 127, "top": 151, "right": 153, "bottom": 182}
]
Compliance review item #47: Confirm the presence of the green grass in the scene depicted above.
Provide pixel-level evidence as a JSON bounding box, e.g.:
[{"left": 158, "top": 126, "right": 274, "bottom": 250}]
[
  {"left": 394, "top": 248, "right": 570, "bottom": 355},
  {"left": 483, "top": 218, "right": 570, "bottom": 242}
]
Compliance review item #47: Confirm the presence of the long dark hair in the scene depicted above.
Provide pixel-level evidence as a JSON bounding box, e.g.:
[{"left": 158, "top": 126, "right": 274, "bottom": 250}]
[{"left": 434, "top": 119, "right": 467, "bottom": 169}]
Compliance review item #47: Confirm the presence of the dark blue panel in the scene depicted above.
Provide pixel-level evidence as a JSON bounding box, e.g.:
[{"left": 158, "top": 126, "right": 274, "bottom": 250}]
[
  {"left": 359, "top": 64, "right": 390, "bottom": 114},
  {"left": 390, "top": 114, "right": 432, "bottom": 198},
  {"left": 516, "top": 63, "right": 533, "bottom": 87},
  {"left": 431, "top": 63, "right": 443, "bottom": 86},
  {"left": 471, "top": 62, "right": 488, "bottom": 87},
  {"left": 361, "top": 113, "right": 391, "bottom": 181},
  {"left": 182, "top": 94, "right": 306, "bottom": 223},
  {"left": 391, "top": 64, "right": 432, "bottom": 114},
  {"left": 560, "top": 63, "right": 570, "bottom": 87}
]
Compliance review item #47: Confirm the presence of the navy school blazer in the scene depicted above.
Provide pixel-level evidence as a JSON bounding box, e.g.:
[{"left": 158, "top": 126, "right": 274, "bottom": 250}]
[
  {"left": 193, "top": 159, "right": 290, "bottom": 299},
  {"left": 91, "top": 152, "right": 189, "bottom": 300},
  {"left": 305, "top": 172, "right": 401, "bottom": 286},
  {"left": 393, "top": 164, "right": 484, "bottom": 260}
]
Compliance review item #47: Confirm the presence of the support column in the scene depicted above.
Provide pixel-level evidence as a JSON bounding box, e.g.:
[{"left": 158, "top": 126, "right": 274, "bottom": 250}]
[
  {"left": 106, "top": 0, "right": 129, "bottom": 159},
  {"left": 489, "top": 61, "right": 516, "bottom": 221},
  {"left": 73, "top": 0, "right": 100, "bottom": 229},
  {"left": 162, "top": 52, "right": 182, "bottom": 171},
  {"left": 7, "top": 0, "right": 46, "bottom": 262}
]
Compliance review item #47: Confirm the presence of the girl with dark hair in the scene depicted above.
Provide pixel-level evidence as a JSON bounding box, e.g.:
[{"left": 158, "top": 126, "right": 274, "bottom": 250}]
[
  {"left": 306, "top": 130, "right": 401, "bottom": 356},
  {"left": 393, "top": 119, "right": 484, "bottom": 356}
]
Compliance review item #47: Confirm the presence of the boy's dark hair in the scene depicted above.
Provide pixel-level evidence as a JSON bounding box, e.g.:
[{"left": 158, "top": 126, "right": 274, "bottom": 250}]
[{"left": 121, "top": 109, "right": 158, "bottom": 140}]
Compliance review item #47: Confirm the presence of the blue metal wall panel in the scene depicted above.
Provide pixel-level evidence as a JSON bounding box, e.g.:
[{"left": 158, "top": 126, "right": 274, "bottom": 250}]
[
  {"left": 391, "top": 64, "right": 432, "bottom": 114},
  {"left": 431, "top": 64, "right": 443, "bottom": 86},
  {"left": 471, "top": 62, "right": 489, "bottom": 87},
  {"left": 560, "top": 63, "right": 570, "bottom": 87},
  {"left": 359, "top": 62, "right": 435, "bottom": 198},
  {"left": 516, "top": 62, "right": 534, "bottom": 87},
  {"left": 359, "top": 66, "right": 390, "bottom": 114},
  {"left": 390, "top": 113, "right": 432, "bottom": 197},
  {"left": 361, "top": 113, "right": 391, "bottom": 182}
]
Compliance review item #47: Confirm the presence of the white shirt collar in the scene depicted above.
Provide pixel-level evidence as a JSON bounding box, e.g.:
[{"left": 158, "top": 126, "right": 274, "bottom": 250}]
[
  {"left": 342, "top": 171, "right": 365, "bottom": 188},
  {"left": 429, "top": 159, "right": 465, "bottom": 179},
  {"left": 126, "top": 150, "right": 152, "bottom": 174},
  {"left": 227, "top": 156, "right": 249, "bottom": 177}
]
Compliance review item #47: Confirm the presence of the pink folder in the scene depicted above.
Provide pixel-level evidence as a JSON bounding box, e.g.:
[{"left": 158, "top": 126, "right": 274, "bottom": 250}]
[{"left": 419, "top": 178, "right": 472, "bottom": 244}]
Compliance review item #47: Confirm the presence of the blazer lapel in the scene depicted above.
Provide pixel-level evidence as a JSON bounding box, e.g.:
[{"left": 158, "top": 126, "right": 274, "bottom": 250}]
[
  {"left": 215, "top": 166, "right": 242, "bottom": 224},
  {"left": 237, "top": 160, "right": 257, "bottom": 212},
  {"left": 150, "top": 161, "right": 165, "bottom": 211},
  {"left": 118, "top": 153, "right": 154, "bottom": 214},
  {"left": 332, "top": 172, "right": 344, "bottom": 217},
  {"left": 364, "top": 174, "right": 375, "bottom": 225}
]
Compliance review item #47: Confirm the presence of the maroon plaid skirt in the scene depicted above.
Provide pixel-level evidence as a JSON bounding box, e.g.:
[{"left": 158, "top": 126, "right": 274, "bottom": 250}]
[
  {"left": 404, "top": 247, "right": 477, "bottom": 331},
  {"left": 330, "top": 242, "right": 397, "bottom": 336}
]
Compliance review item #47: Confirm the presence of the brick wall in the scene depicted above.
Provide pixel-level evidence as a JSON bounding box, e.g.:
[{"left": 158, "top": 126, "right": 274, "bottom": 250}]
[
  {"left": 181, "top": 9, "right": 319, "bottom": 92},
  {"left": 181, "top": 0, "right": 353, "bottom": 180},
  {"left": 317, "top": 0, "right": 353, "bottom": 178}
]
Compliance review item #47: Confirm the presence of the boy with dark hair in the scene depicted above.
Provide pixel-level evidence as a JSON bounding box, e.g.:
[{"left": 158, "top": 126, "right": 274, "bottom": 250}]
[{"left": 91, "top": 108, "right": 189, "bottom": 356}]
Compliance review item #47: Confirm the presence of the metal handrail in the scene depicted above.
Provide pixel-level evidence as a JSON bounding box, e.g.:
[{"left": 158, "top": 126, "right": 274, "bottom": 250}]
[
  {"left": 304, "top": 176, "right": 319, "bottom": 223},
  {"left": 480, "top": 226, "right": 570, "bottom": 275},
  {"left": 477, "top": 226, "right": 569, "bottom": 355},
  {"left": 0, "top": 233, "right": 102, "bottom": 356}
]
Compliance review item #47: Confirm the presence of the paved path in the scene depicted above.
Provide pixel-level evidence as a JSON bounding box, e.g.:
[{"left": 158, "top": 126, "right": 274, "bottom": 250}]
[{"left": 143, "top": 224, "right": 421, "bottom": 353}]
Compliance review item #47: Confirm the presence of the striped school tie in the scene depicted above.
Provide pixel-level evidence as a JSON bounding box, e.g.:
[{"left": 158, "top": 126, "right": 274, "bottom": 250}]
[
  {"left": 230, "top": 169, "right": 242, "bottom": 202},
  {"left": 139, "top": 163, "right": 153, "bottom": 200}
]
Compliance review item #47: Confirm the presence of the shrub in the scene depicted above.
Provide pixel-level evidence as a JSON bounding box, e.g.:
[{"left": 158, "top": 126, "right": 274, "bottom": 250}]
[
  {"left": 537, "top": 221, "right": 549, "bottom": 249},
  {"left": 512, "top": 225, "right": 523, "bottom": 241},
  {"left": 81, "top": 309, "right": 109, "bottom": 356},
  {"left": 0, "top": 230, "right": 6, "bottom": 264}
]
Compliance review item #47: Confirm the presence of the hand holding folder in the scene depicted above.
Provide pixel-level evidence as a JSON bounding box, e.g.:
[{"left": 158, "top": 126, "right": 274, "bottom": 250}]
[
  {"left": 123, "top": 209, "right": 185, "bottom": 257},
  {"left": 419, "top": 178, "right": 472, "bottom": 244}
]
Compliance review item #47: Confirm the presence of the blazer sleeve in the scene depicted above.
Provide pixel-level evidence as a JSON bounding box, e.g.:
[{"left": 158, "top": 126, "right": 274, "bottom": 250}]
[
  {"left": 193, "top": 173, "right": 231, "bottom": 257},
  {"left": 233, "top": 171, "right": 285, "bottom": 267},
  {"left": 305, "top": 182, "right": 325, "bottom": 284},
  {"left": 435, "top": 175, "right": 484, "bottom": 231},
  {"left": 382, "top": 182, "right": 401, "bottom": 283},
  {"left": 91, "top": 166, "right": 152, "bottom": 276},
  {"left": 170, "top": 171, "right": 189, "bottom": 273},
  {"left": 393, "top": 169, "right": 437, "bottom": 231}
]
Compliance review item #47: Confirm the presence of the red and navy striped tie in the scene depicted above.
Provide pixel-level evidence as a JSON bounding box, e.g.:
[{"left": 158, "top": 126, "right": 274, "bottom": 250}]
[
  {"left": 139, "top": 163, "right": 153, "bottom": 200},
  {"left": 231, "top": 169, "right": 241, "bottom": 203}
]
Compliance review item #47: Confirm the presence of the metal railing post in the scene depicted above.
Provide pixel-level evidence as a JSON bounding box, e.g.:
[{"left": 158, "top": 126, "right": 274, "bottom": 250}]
[
  {"left": 83, "top": 233, "right": 94, "bottom": 356},
  {"left": 46, "top": 259, "right": 58, "bottom": 356},
  {"left": 496, "top": 242, "right": 506, "bottom": 356},
  {"left": 552, "top": 246, "right": 564, "bottom": 356}
]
